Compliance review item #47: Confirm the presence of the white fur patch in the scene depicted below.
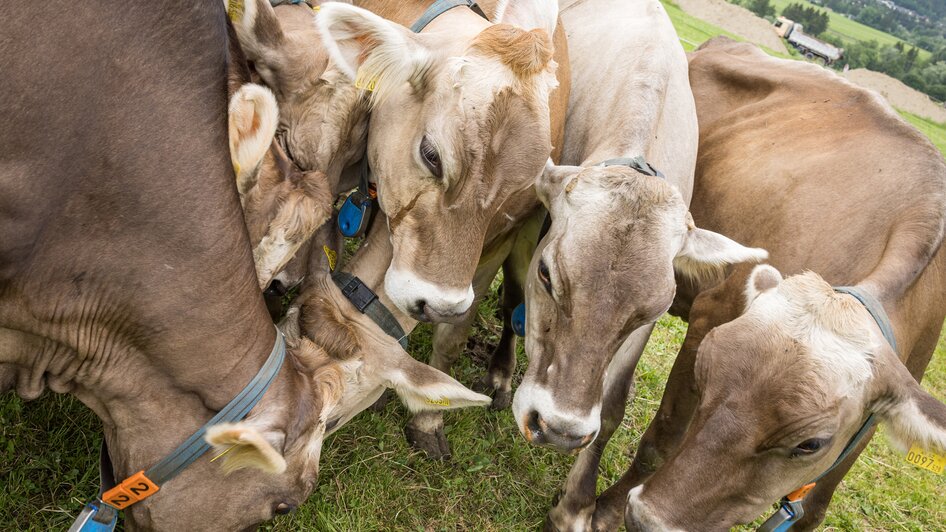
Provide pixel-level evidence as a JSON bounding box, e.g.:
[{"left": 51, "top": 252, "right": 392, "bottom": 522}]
[
  {"left": 205, "top": 422, "right": 287, "bottom": 475},
  {"left": 384, "top": 267, "right": 475, "bottom": 317},
  {"left": 512, "top": 379, "right": 602, "bottom": 440},
  {"left": 495, "top": 0, "right": 559, "bottom": 35},
  {"left": 228, "top": 84, "right": 279, "bottom": 195},
  {"left": 884, "top": 396, "right": 946, "bottom": 454},
  {"left": 626, "top": 486, "right": 686, "bottom": 532}
]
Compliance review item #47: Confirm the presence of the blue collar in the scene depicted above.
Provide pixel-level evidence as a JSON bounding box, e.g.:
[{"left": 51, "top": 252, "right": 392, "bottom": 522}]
[
  {"left": 759, "top": 286, "right": 895, "bottom": 532},
  {"left": 410, "top": 0, "right": 488, "bottom": 33},
  {"left": 70, "top": 328, "right": 287, "bottom": 531}
]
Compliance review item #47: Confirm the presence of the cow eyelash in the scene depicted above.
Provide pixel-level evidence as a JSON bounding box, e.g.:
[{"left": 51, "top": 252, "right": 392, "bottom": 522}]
[
  {"left": 420, "top": 136, "right": 442, "bottom": 179},
  {"left": 790, "top": 437, "right": 830, "bottom": 458},
  {"left": 538, "top": 259, "right": 553, "bottom": 295}
]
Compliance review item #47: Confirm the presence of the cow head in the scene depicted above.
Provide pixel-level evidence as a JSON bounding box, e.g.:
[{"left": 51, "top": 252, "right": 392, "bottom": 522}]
[
  {"left": 513, "top": 164, "right": 767, "bottom": 452},
  {"left": 317, "top": 3, "right": 559, "bottom": 322},
  {"left": 624, "top": 266, "right": 946, "bottom": 531},
  {"left": 230, "top": 0, "right": 368, "bottom": 182},
  {"left": 121, "top": 323, "right": 486, "bottom": 531},
  {"left": 229, "top": 83, "right": 333, "bottom": 289}
]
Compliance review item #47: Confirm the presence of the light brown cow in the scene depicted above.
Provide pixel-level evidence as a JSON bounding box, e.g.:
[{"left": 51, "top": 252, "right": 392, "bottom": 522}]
[
  {"left": 229, "top": 0, "right": 370, "bottom": 288},
  {"left": 317, "top": 0, "right": 568, "bottom": 323},
  {"left": 622, "top": 37, "right": 946, "bottom": 531},
  {"left": 509, "top": 1, "right": 764, "bottom": 530}
]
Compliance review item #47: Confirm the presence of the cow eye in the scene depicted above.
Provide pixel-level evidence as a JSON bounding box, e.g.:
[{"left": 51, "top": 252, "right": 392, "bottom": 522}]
[
  {"left": 791, "top": 438, "right": 829, "bottom": 458},
  {"left": 538, "top": 260, "right": 552, "bottom": 294},
  {"left": 420, "top": 136, "right": 442, "bottom": 179},
  {"left": 274, "top": 502, "right": 294, "bottom": 515}
]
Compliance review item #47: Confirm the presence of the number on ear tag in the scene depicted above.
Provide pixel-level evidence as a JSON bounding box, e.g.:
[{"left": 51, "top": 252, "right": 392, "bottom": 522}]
[
  {"left": 512, "top": 303, "right": 526, "bottom": 337},
  {"left": 338, "top": 191, "right": 372, "bottom": 238},
  {"left": 906, "top": 444, "right": 946, "bottom": 474}
]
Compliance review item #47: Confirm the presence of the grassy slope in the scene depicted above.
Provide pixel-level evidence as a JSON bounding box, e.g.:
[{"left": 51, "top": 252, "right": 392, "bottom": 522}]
[
  {"left": 3, "top": 5, "right": 946, "bottom": 532},
  {"left": 769, "top": 0, "right": 932, "bottom": 60}
]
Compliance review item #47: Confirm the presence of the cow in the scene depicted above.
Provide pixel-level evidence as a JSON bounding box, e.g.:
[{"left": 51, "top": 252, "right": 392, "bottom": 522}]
[
  {"left": 228, "top": 0, "right": 370, "bottom": 289},
  {"left": 316, "top": 0, "right": 567, "bottom": 322},
  {"left": 0, "top": 3, "right": 487, "bottom": 530},
  {"left": 507, "top": 1, "right": 765, "bottom": 529},
  {"left": 621, "top": 37, "right": 946, "bottom": 530}
]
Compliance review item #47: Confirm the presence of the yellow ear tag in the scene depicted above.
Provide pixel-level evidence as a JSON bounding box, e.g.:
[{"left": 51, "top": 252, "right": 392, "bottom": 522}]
[
  {"left": 227, "top": 0, "right": 244, "bottom": 22},
  {"left": 425, "top": 397, "right": 450, "bottom": 407},
  {"left": 905, "top": 443, "right": 946, "bottom": 474},
  {"left": 322, "top": 245, "right": 337, "bottom": 271},
  {"left": 354, "top": 69, "right": 379, "bottom": 92},
  {"left": 312, "top": 4, "right": 320, "bottom": 12}
]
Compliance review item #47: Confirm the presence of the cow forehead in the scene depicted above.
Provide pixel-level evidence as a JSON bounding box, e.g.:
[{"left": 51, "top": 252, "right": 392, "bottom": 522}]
[{"left": 739, "top": 274, "right": 879, "bottom": 394}]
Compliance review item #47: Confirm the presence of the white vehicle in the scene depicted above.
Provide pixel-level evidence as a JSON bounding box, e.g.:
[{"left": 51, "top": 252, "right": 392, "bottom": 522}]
[{"left": 774, "top": 16, "right": 844, "bottom": 65}]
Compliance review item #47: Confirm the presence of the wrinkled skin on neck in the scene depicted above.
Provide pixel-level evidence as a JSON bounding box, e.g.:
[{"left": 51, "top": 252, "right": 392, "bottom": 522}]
[{"left": 0, "top": 4, "right": 345, "bottom": 530}]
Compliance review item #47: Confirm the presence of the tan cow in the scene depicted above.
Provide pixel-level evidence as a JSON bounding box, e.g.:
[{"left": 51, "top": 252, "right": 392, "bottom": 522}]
[
  {"left": 229, "top": 0, "right": 370, "bottom": 288},
  {"left": 317, "top": 0, "right": 568, "bottom": 323},
  {"left": 508, "top": 1, "right": 764, "bottom": 530},
  {"left": 622, "top": 37, "right": 946, "bottom": 531}
]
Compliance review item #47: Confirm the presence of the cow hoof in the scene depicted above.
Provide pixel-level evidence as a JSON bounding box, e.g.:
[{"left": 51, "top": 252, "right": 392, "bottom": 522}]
[
  {"left": 490, "top": 389, "right": 512, "bottom": 410},
  {"left": 405, "top": 426, "right": 452, "bottom": 460},
  {"left": 368, "top": 389, "right": 392, "bottom": 413}
]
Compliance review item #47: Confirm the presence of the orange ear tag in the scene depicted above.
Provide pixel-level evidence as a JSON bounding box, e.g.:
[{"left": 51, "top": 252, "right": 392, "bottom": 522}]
[{"left": 101, "top": 471, "right": 160, "bottom": 510}]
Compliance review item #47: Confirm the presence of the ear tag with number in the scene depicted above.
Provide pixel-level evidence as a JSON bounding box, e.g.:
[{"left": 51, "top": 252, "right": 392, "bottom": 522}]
[
  {"left": 905, "top": 443, "right": 946, "bottom": 474},
  {"left": 338, "top": 191, "right": 372, "bottom": 238},
  {"left": 512, "top": 303, "right": 526, "bottom": 337}
]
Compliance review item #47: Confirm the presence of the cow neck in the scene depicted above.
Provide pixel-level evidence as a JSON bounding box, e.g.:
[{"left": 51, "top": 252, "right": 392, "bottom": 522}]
[{"left": 356, "top": 0, "right": 493, "bottom": 32}]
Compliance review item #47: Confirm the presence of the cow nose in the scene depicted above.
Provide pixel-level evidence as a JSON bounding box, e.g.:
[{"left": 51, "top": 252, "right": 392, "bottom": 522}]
[{"left": 525, "top": 410, "right": 595, "bottom": 453}]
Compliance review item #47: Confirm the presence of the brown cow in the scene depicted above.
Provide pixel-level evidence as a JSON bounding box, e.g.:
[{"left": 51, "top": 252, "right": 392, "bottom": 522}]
[
  {"left": 622, "top": 37, "right": 946, "bottom": 531},
  {"left": 0, "top": 4, "right": 487, "bottom": 530}
]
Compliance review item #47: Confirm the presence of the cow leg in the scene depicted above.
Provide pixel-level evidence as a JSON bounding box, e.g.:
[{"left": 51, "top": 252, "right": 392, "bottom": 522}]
[
  {"left": 482, "top": 211, "right": 544, "bottom": 410},
  {"left": 593, "top": 286, "right": 740, "bottom": 526},
  {"left": 545, "top": 324, "right": 653, "bottom": 532},
  {"left": 405, "top": 249, "right": 509, "bottom": 459}
]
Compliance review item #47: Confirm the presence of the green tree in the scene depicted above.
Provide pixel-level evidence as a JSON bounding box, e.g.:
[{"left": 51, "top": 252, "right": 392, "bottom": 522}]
[
  {"left": 749, "top": 0, "right": 775, "bottom": 18},
  {"left": 781, "top": 3, "right": 829, "bottom": 36}
]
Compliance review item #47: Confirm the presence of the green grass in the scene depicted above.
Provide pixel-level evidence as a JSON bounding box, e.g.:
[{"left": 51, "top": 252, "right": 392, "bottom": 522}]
[
  {"left": 768, "top": 0, "right": 932, "bottom": 60},
  {"left": 3, "top": 6, "right": 946, "bottom": 531},
  {"left": 900, "top": 111, "right": 946, "bottom": 156},
  {"left": 2, "top": 279, "right": 945, "bottom": 530},
  {"left": 661, "top": 0, "right": 791, "bottom": 57}
]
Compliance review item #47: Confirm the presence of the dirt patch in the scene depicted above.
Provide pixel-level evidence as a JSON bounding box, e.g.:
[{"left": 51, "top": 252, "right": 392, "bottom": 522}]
[
  {"left": 843, "top": 68, "right": 946, "bottom": 124},
  {"left": 675, "top": 0, "right": 789, "bottom": 54}
]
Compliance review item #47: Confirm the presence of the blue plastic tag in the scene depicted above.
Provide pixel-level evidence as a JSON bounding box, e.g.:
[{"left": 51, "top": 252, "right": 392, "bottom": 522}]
[
  {"left": 68, "top": 502, "right": 117, "bottom": 532},
  {"left": 512, "top": 303, "right": 526, "bottom": 337},
  {"left": 338, "top": 191, "right": 372, "bottom": 238}
]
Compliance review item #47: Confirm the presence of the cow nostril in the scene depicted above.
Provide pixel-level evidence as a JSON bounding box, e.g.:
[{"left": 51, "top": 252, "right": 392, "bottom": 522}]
[
  {"left": 274, "top": 502, "right": 294, "bottom": 515},
  {"left": 415, "top": 299, "right": 427, "bottom": 314}
]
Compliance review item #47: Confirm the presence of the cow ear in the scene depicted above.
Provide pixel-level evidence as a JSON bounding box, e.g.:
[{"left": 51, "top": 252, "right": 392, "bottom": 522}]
[
  {"left": 874, "top": 359, "right": 946, "bottom": 455},
  {"left": 536, "top": 161, "right": 582, "bottom": 207},
  {"left": 205, "top": 423, "right": 287, "bottom": 474},
  {"left": 316, "top": 3, "right": 429, "bottom": 100},
  {"left": 229, "top": 84, "right": 279, "bottom": 196},
  {"left": 674, "top": 216, "right": 768, "bottom": 285},
  {"left": 229, "top": 0, "right": 288, "bottom": 87},
  {"left": 743, "top": 264, "right": 783, "bottom": 307},
  {"left": 380, "top": 348, "right": 491, "bottom": 412}
]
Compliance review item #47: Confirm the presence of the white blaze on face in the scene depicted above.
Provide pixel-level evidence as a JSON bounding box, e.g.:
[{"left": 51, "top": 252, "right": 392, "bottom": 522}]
[
  {"left": 384, "top": 267, "right": 475, "bottom": 317},
  {"left": 512, "top": 377, "right": 602, "bottom": 442}
]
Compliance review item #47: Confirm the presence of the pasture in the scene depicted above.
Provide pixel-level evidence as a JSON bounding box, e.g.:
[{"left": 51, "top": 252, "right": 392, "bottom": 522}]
[
  {"left": 3, "top": 5, "right": 946, "bottom": 532},
  {"left": 768, "top": 0, "right": 932, "bottom": 60}
]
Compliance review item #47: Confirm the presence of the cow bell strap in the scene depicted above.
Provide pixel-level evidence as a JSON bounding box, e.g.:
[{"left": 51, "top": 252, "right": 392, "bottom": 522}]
[
  {"left": 411, "top": 0, "right": 488, "bottom": 33},
  {"left": 599, "top": 157, "right": 665, "bottom": 179},
  {"left": 759, "top": 286, "right": 894, "bottom": 532},
  {"left": 69, "top": 328, "right": 287, "bottom": 531},
  {"left": 332, "top": 271, "right": 410, "bottom": 349}
]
